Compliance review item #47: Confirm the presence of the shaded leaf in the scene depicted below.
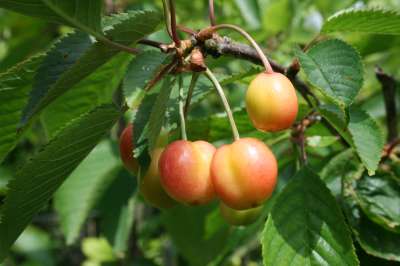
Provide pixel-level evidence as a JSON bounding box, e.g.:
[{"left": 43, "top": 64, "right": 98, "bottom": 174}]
[
  {"left": 262, "top": 167, "right": 358, "bottom": 266},
  {"left": 0, "top": 104, "right": 121, "bottom": 261}
]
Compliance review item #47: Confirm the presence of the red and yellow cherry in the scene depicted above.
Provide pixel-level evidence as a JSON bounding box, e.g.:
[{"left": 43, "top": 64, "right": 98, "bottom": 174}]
[
  {"left": 246, "top": 72, "right": 298, "bottom": 132},
  {"left": 220, "top": 202, "right": 262, "bottom": 226},
  {"left": 119, "top": 124, "right": 139, "bottom": 174},
  {"left": 140, "top": 148, "right": 176, "bottom": 209},
  {"left": 159, "top": 140, "right": 216, "bottom": 205},
  {"left": 211, "top": 138, "right": 278, "bottom": 210}
]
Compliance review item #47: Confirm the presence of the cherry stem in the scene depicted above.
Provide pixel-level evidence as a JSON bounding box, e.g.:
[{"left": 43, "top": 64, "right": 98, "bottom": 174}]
[
  {"left": 178, "top": 76, "right": 188, "bottom": 141},
  {"left": 184, "top": 72, "right": 200, "bottom": 118},
  {"left": 209, "top": 0, "right": 216, "bottom": 26},
  {"left": 205, "top": 68, "right": 240, "bottom": 141},
  {"left": 210, "top": 24, "right": 273, "bottom": 73},
  {"left": 168, "top": 0, "right": 181, "bottom": 47},
  {"left": 162, "top": 0, "right": 173, "bottom": 38}
]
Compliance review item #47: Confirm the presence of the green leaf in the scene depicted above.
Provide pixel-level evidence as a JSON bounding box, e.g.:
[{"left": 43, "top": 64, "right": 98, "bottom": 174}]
[
  {"left": 262, "top": 167, "right": 358, "bottom": 266},
  {"left": 355, "top": 173, "right": 400, "bottom": 233},
  {"left": 0, "top": 54, "right": 44, "bottom": 163},
  {"left": 41, "top": 53, "right": 131, "bottom": 138},
  {"left": 0, "top": 104, "right": 121, "bottom": 261},
  {"left": 147, "top": 77, "right": 175, "bottom": 151},
  {"left": 20, "top": 10, "right": 162, "bottom": 126},
  {"left": 123, "top": 51, "right": 169, "bottom": 102},
  {"left": 162, "top": 205, "right": 230, "bottom": 266},
  {"left": 348, "top": 106, "right": 384, "bottom": 175},
  {"left": 322, "top": 8, "right": 400, "bottom": 35},
  {"left": 0, "top": 0, "right": 102, "bottom": 35},
  {"left": 296, "top": 39, "right": 363, "bottom": 107},
  {"left": 53, "top": 141, "right": 121, "bottom": 244}
]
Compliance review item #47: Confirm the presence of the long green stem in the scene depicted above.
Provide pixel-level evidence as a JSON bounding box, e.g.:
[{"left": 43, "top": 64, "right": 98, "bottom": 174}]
[
  {"left": 178, "top": 76, "right": 188, "bottom": 140},
  {"left": 184, "top": 73, "right": 200, "bottom": 117},
  {"left": 205, "top": 68, "right": 240, "bottom": 141},
  {"left": 211, "top": 24, "right": 273, "bottom": 73}
]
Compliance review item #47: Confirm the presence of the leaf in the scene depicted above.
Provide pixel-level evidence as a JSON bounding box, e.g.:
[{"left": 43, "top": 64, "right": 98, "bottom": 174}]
[
  {"left": 162, "top": 205, "right": 230, "bottom": 266},
  {"left": 20, "top": 10, "right": 162, "bottom": 126},
  {"left": 41, "top": 53, "right": 131, "bottom": 138},
  {"left": 147, "top": 77, "right": 175, "bottom": 151},
  {"left": 262, "top": 167, "right": 358, "bottom": 266},
  {"left": 0, "top": 0, "right": 102, "bottom": 35},
  {"left": 322, "top": 8, "right": 400, "bottom": 35},
  {"left": 98, "top": 170, "right": 136, "bottom": 254},
  {"left": 22, "top": 31, "right": 93, "bottom": 126},
  {"left": 53, "top": 141, "right": 121, "bottom": 244},
  {"left": 296, "top": 39, "right": 363, "bottom": 107},
  {"left": 0, "top": 54, "right": 44, "bottom": 163},
  {"left": 0, "top": 104, "right": 121, "bottom": 261},
  {"left": 348, "top": 106, "right": 384, "bottom": 175},
  {"left": 355, "top": 173, "right": 400, "bottom": 233},
  {"left": 123, "top": 51, "right": 169, "bottom": 101}
]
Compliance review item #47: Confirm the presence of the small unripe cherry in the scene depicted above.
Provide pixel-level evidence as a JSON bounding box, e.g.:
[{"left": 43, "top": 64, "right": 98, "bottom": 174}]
[
  {"left": 140, "top": 148, "right": 176, "bottom": 209},
  {"left": 159, "top": 140, "right": 216, "bottom": 205},
  {"left": 211, "top": 138, "right": 278, "bottom": 210},
  {"left": 246, "top": 72, "right": 298, "bottom": 132},
  {"left": 219, "top": 203, "right": 262, "bottom": 226},
  {"left": 119, "top": 124, "right": 138, "bottom": 174}
]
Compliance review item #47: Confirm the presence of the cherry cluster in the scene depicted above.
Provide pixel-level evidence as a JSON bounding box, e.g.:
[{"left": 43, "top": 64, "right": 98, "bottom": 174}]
[{"left": 119, "top": 72, "right": 298, "bottom": 226}]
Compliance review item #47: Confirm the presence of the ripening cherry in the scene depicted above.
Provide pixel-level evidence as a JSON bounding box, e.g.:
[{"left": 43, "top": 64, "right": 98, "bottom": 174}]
[
  {"left": 140, "top": 148, "right": 176, "bottom": 209},
  {"left": 159, "top": 140, "right": 216, "bottom": 205},
  {"left": 119, "top": 124, "right": 139, "bottom": 174},
  {"left": 211, "top": 138, "right": 278, "bottom": 210},
  {"left": 246, "top": 72, "right": 298, "bottom": 132},
  {"left": 219, "top": 202, "right": 262, "bottom": 226}
]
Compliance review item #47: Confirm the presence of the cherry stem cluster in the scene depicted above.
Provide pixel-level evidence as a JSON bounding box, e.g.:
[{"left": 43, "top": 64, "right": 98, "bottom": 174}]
[
  {"left": 209, "top": 24, "right": 274, "bottom": 73},
  {"left": 205, "top": 68, "right": 240, "bottom": 141}
]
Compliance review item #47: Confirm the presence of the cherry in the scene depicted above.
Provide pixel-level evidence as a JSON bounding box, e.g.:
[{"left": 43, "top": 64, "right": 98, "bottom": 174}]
[
  {"left": 159, "top": 140, "right": 216, "bottom": 205},
  {"left": 246, "top": 72, "right": 298, "bottom": 132},
  {"left": 211, "top": 138, "right": 277, "bottom": 210},
  {"left": 220, "top": 202, "right": 262, "bottom": 226},
  {"left": 140, "top": 148, "right": 176, "bottom": 209},
  {"left": 119, "top": 124, "right": 139, "bottom": 174}
]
